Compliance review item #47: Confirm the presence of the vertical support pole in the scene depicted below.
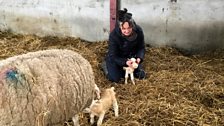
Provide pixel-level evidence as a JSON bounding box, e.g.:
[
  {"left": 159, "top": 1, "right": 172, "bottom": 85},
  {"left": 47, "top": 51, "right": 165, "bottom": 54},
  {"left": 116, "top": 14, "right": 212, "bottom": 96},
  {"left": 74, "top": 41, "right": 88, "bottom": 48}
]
[{"left": 110, "top": 0, "right": 120, "bottom": 32}]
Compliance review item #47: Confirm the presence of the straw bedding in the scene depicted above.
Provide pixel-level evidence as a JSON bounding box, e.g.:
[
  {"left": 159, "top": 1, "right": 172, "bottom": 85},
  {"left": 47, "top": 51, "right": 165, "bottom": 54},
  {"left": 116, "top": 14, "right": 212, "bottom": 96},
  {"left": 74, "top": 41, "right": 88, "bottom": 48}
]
[{"left": 0, "top": 31, "right": 223, "bottom": 126}]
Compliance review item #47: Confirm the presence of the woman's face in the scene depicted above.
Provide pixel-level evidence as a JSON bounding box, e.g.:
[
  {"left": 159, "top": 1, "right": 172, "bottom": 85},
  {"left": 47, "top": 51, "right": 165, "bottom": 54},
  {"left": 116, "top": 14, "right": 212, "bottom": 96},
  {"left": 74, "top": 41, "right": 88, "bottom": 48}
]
[{"left": 120, "top": 22, "right": 133, "bottom": 36}]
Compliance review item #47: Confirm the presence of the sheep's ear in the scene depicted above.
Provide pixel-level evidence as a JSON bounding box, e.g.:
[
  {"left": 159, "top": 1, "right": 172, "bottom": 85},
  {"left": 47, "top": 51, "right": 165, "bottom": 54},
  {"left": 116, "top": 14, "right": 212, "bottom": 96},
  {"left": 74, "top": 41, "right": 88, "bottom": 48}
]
[{"left": 111, "top": 87, "right": 115, "bottom": 91}]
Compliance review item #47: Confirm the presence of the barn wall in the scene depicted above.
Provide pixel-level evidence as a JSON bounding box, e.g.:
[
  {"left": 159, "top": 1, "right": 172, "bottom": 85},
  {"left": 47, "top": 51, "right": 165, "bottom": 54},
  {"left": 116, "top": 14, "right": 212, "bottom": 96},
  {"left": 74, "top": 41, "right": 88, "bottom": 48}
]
[
  {"left": 123, "top": 0, "right": 224, "bottom": 51},
  {"left": 0, "top": 0, "right": 110, "bottom": 42},
  {"left": 0, "top": 0, "right": 224, "bottom": 51}
]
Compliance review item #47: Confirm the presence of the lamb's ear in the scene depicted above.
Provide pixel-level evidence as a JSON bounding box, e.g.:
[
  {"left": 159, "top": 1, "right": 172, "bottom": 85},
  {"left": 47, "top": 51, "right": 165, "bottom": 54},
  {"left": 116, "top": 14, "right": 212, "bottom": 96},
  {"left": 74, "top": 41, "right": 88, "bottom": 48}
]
[
  {"left": 111, "top": 87, "right": 115, "bottom": 91},
  {"left": 130, "top": 58, "right": 136, "bottom": 61}
]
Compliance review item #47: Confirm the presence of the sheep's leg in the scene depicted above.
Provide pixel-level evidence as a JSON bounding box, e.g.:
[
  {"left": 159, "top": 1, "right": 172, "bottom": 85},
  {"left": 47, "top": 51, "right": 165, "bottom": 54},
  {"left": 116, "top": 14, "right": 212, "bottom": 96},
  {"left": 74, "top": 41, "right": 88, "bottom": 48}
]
[
  {"left": 97, "top": 111, "right": 105, "bottom": 126},
  {"left": 124, "top": 71, "right": 129, "bottom": 84},
  {"left": 90, "top": 113, "right": 95, "bottom": 125},
  {"left": 113, "top": 99, "right": 119, "bottom": 117},
  {"left": 130, "top": 73, "right": 135, "bottom": 85},
  {"left": 72, "top": 114, "right": 80, "bottom": 126}
]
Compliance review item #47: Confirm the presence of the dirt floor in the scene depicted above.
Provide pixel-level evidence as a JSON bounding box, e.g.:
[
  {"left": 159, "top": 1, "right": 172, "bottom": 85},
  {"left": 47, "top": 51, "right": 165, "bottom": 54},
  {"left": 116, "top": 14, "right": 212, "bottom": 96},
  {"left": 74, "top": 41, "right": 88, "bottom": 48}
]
[{"left": 0, "top": 31, "right": 224, "bottom": 126}]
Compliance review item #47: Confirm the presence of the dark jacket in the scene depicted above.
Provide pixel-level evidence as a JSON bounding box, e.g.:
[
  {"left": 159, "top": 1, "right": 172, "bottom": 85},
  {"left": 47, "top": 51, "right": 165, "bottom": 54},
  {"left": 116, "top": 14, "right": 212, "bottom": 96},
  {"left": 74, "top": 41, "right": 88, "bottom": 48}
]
[{"left": 106, "top": 24, "right": 145, "bottom": 67}]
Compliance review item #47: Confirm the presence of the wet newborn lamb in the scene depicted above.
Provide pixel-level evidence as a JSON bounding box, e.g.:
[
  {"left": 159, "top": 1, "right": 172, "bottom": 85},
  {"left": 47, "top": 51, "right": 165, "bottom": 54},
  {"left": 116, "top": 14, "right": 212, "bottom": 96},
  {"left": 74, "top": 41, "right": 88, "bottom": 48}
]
[
  {"left": 85, "top": 87, "right": 118, "bottom": 126},
  {"left": 123, "top": 58, "right": 139, "bottom": 85}
]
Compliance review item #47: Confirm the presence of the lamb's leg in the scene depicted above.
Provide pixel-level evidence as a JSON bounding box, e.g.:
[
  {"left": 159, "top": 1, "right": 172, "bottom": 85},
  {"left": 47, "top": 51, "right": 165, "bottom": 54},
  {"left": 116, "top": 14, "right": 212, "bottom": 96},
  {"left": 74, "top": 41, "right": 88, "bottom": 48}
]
[
  {"left": 124, "top": 71, "right": 129, "bottom": 84},
  {"left": 90, "top": 113, "right": 95, "bottom": 125},
  {"left": 72, "top": 114, "right": 80, "bottom": 126},
  {"left": 113, "top": 99, "right": 119, "bottom": 117},
  {"left": 130, "top": 73, "right": 135, "bottom": 85},
  {"left": 97, "top": 111, "right": 106, "bottom": 126}
]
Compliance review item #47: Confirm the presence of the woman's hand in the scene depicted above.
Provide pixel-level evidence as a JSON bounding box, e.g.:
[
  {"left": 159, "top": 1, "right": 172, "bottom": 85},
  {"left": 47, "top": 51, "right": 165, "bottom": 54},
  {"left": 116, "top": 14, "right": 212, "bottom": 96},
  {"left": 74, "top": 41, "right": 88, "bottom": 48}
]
[{"left": 136, "top": 58, "right": 141, "bottom": 64}]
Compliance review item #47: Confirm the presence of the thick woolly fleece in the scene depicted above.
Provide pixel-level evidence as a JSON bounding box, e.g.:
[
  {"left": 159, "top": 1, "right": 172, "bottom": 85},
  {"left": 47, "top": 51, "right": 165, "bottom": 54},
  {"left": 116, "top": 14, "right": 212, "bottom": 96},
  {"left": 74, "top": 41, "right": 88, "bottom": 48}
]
[{"left": 0, "top": 49, "right": 96, "bottom": 126}]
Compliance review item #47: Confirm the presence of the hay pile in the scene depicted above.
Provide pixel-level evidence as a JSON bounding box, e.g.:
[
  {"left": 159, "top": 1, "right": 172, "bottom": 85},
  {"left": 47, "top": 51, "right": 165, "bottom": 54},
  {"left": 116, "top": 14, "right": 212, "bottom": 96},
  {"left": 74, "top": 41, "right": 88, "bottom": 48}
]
[{"left": 0, "top": 31, "right": 223, "bottom": 126}]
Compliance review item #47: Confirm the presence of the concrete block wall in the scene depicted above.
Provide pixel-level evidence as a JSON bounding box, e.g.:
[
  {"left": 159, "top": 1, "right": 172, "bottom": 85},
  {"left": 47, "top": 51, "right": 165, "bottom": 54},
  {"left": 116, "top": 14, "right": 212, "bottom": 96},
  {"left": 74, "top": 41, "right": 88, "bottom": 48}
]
[
  {"left": 123, "top": 0, "right": 224, "bottom": 51},
  {"left": 0, "top": 0, "right": 110, "bottom": 41},
  {"left": 0, "top": 0, "right": 224, "bottom": 51}
]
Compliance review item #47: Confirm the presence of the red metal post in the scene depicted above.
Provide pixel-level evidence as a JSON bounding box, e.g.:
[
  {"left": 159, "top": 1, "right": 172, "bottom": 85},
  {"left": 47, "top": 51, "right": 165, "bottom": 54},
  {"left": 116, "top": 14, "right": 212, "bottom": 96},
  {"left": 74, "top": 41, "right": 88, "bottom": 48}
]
[{"left": 110, "top": 0, "right": 119, "bottom": 32}]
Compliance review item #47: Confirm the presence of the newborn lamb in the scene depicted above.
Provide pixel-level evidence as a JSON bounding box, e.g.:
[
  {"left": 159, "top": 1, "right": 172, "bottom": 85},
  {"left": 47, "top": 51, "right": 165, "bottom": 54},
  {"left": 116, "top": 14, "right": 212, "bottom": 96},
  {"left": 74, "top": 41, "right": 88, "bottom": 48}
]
[
  {"left": 123, "top": 58, "right": 139, "bottom": 85},
  {"left": 85, "top": 87, "right": 118, "bottom": 126}
]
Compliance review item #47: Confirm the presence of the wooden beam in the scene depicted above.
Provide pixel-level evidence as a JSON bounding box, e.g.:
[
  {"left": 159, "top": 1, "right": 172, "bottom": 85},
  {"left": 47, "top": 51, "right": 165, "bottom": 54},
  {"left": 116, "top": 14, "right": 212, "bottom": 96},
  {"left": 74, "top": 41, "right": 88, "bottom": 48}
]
[{"left": 110, "top": 0, "right": 120, "bottom": 32}]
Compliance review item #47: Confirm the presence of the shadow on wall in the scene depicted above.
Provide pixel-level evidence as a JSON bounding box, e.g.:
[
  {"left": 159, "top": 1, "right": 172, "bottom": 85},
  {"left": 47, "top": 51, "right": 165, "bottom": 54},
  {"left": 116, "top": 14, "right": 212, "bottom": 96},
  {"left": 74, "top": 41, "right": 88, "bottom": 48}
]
[{"left": 142, "top": 21, "right": 224, "bottom": 54}]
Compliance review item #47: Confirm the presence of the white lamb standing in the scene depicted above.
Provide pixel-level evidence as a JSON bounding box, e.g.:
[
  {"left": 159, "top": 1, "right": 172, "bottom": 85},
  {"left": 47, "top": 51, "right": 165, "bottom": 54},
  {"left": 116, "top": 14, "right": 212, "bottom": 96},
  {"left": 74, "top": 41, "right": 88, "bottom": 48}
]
[
  {"left": 85, "top": 87, "right": 118, "bottom": 126},
  {"left": 123, "top": 58, "right": 139, "bottom": 85}
]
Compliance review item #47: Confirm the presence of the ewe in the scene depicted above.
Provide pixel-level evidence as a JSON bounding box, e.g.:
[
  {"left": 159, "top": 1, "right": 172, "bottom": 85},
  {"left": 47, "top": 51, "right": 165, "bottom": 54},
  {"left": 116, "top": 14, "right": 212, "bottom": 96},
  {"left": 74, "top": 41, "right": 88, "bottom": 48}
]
[{"left": 0, "top": 49, "right": 98, "bottom": 126}]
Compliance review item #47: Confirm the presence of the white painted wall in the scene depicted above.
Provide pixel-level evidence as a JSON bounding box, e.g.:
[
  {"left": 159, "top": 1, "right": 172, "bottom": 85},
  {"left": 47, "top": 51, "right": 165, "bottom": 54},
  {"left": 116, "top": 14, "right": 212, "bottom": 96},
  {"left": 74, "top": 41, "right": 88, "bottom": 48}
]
[
  {"left": 0, "top": 0, "right": 110, "bottom": 41},
  {"left": 122, "top": 0, "right": 224, "bottom": 51},
  {"left": 0, "top": 0, "right": 224, "bottom": 51}
]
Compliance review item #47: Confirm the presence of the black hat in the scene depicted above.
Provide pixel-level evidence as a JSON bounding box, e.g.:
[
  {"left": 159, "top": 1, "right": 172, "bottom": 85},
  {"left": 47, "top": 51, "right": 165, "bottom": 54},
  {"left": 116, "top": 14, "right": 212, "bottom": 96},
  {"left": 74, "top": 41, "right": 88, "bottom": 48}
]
[
  {"left": 117, "top": 8, "right": 136, "bottom": 30},
  {"left": 118, "top": 8, "right": 133, "bottom": 22}
]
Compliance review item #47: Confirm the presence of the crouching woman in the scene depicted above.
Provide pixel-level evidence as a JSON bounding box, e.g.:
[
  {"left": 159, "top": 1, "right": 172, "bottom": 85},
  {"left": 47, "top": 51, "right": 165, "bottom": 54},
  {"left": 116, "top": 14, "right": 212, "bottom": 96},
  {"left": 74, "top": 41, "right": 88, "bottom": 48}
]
[{"left": 102, "top": 8, "right": 146, "bottom": 83}]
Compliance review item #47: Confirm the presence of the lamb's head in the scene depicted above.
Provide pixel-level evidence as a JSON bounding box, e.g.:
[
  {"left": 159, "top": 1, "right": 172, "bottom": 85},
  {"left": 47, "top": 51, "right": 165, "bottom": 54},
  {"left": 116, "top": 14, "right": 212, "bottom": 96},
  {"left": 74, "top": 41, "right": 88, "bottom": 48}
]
[
  {"left": 129, "top": 58, "right": 138, "bottom": 69},
  {"left": 102, "top": 87, "right": 116, "bottom": 99}
]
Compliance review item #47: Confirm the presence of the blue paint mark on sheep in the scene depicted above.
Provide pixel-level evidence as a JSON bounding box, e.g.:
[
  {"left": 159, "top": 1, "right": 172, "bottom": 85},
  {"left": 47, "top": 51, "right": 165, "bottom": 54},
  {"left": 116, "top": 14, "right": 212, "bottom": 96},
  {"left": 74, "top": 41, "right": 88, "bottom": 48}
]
[
  {"left": 5, "top": 68, "right": 25, "bottom": 87},
  {"left": 6, "top": 69, "right": 18, "bottom": 82}
]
